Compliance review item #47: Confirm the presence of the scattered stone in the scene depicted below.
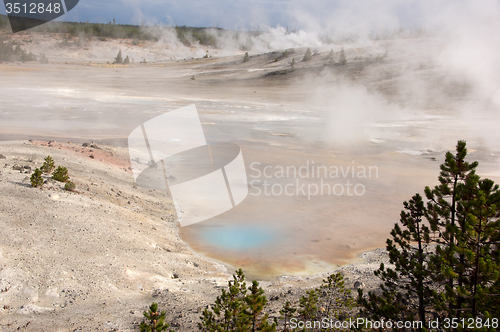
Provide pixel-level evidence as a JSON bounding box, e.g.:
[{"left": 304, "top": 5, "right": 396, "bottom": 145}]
[
  {"left": 354, "top": 281, "right": 365, "bottom": 289},
  {"left": 18, "top": 304, "right": 55, "bottom": 314}
]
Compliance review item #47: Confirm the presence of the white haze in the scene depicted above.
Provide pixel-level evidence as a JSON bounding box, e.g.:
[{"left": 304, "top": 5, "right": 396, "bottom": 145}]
[
  {"left": 55, "top": 0, "right": 500, "bottom": 151},
  {"left": 243, "top": 0, "right": 500, "bottom": 151}
]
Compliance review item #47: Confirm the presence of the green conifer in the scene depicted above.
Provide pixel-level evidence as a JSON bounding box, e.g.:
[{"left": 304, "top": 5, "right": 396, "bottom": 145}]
[{"left": 303, "top": 48, "right": 312, "bottom": 62}]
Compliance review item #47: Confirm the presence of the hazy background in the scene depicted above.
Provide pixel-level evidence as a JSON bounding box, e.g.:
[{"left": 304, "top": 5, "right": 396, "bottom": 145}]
[{"left": 1, "top": 0, "right": 500, "bottom": 277}]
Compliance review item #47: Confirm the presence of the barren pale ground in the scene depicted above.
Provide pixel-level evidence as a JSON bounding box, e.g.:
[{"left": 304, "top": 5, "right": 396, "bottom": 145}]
[{"left": 1, "top": 31, "right": 499, "bottom": 330}]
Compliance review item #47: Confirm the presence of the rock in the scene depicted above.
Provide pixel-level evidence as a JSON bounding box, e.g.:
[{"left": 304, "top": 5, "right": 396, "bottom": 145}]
[
  {"left": 18, "top": 304, "right": 55, "bottom": 314},
  {"left": 0, "top": 154, "right": 5, "bottom": 159},
  {"left": 12, "top": 164, "right": 23, "bottom": 171},
  {"left": 82, "top": 143, "right": 91, "bottom": 147},
  {"left": 354, "top": 281, "right": 365, "bottom": 289},
  {"left": 50, "top": 194, "right": 60, "bottom": 200}
]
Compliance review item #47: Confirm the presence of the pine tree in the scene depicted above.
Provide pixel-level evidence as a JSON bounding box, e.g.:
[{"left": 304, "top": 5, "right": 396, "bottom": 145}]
[
  {"left": 358, "top": 194, "right": 434, "bottom": 328},
  {"left": 52, "top": 166, "right": 69, "bottom": 182},
  {"left": 115, "top": 49, "right": 123, "bottom": 64},
  {"left": 298, "top": 289, "right": 318, "bottom": 320},
  {"left": 449, "top": 177, "right": 500, "bottom": 319},
  {"left": 327, "top": 49, "right": 334, "bottom": 60},
  {"left": 290, "top": 58, "right": 295, "bottom": 71},
  {"left": 303, "top": 48, "right": 312, "bottom": 62},
  {"left": 199, "top": 269, "right": 249, "bottom": 331},
  {"left": 359, "top": 140, "right": 500, "bottom": 327},
  {"left": 485, "top": 209, "right": 500, "bottom": 318},
  {"left": 244, "top": 281, "right": 276, "bottom": 332},
  {"left": 124, "top": 55, "right": 130, "bottom": 64},
  {"left": 243, "top": 52, "right": 249, "bottom": 63},
  {"left": 30, "top": 168, "right": 44, "bottom": 188},
  {"left": 319, "top": 272, "right": 357, "bottom": 321},
  {"left": 339, "top": 48, "right": 346, "bottom": 65},
  {"left": 39, "top": 53, "right": 49, "bottom": 64},
  {"left": 279, "top": 301, "right": 296, "bottom": 332},
  {"left": 425, "top": 140, "right": 479, "bottom": 317},
  {"left": 40, "top": 155, "right": 55, "bottom": 173},
  {"left": 140, "top": 302, "right": 172, "bottom": 332}
]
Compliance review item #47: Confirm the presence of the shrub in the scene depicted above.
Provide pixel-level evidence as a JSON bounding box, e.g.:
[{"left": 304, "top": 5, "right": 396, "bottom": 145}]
[
  {"left": 39, "top": 53, "right": 49, "bottom": 64},
  {"left": 199, "top": 269, "right": 276, "bottom": 331},
  {"left": 339, "top": 48, "right": 346, "bottom": 65},
  {"left": 327, "top": 49, "right": 334, "bottom": 60},
  {"left": 243, "top": 52, "right": 249, "bottom": 63},
  {"left": 140, "top": 302, "right": 172, "bottom": 332},
  {"left": 30, "top": 168, "right": 44, "bottom": 188},
  {"left": 52, "top": 166, "right": 69, "bottom": 182},
  {"left": 298, "top": 289, "right": 318, "bottom": 320},
  {"left": 197, "top": 269, "right": 363, "bottom": 331},
  {"left": 64, "top": 181, "right": 76, "bottom": 191},
  {"left": 302, "top": 48, "right": 312, "bottom": 62},
  {"left": 279, "top": 301, "right": 296, "bottom": 331},
  {"left": 0, "top": 38, "right": 37, "bottom": 62},
  {"left": 114, "top": 49, "right": 123, "bottom": 64},
  {"left": 40, "top": 155, "right": 55, "bottom": 173}
]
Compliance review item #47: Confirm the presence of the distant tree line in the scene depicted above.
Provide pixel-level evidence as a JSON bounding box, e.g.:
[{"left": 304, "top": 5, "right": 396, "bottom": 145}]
[
  {"left": 0, "top": 14, "right": 226, "bottom": 47},
  {"left": 1, "top": 14, "right": 431, "bottom": 49}
]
